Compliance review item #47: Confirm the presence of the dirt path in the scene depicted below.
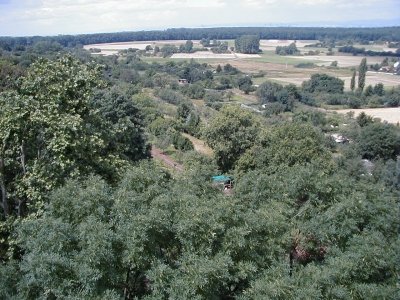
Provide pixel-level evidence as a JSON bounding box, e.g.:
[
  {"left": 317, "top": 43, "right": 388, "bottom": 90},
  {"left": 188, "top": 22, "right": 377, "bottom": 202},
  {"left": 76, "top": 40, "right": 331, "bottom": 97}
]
[{"left": 150, "top": 146, "right": 184, "bottom": 172}]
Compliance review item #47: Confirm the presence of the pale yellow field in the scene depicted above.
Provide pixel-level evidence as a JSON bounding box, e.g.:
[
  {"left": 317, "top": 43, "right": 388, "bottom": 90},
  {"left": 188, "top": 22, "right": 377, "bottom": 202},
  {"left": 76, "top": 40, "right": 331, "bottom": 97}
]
[
  {"left": 291, "top": 55, "right": 385, "bottom": 67},
  {"left": 334, "top": 107, "right": 400, "bottom": 124},
  {"left": 84, "top": 40, "right": 204, "bottom": 55}
]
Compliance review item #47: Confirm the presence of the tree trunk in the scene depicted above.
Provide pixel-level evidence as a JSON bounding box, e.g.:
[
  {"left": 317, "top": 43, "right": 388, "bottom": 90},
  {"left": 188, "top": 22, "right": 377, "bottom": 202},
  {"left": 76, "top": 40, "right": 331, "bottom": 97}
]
[
  {"left": 0, "top": 157, "right": 9, "bottom": 218},
  {"left": 20, "top": 141, "right": 26, "bottom": 175},
  {"left": 124, "top": 268, "right": 131, "bottom": 300}
]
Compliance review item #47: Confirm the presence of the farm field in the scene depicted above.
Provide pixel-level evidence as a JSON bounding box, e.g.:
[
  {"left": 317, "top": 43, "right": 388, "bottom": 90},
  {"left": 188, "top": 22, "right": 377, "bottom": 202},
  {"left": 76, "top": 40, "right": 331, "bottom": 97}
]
[
  {"left": 291, "top": 54, "right": 385, "bottom": 67},
  {"left": 84, "top": 40, "right": 203, "bottom": 55},
  {"left": 334, "top": 107, "right": 400, "bottom": 124}
]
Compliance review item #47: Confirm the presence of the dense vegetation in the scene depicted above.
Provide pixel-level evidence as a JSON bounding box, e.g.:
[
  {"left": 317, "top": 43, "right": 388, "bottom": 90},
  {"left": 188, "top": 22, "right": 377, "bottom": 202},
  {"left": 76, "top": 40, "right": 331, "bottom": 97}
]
[
  {"left": 0, "top": 29, "right": 399, "bottom": 299},
  {"left": 234, "top": 35, "right": 260, "bottom": 54}
]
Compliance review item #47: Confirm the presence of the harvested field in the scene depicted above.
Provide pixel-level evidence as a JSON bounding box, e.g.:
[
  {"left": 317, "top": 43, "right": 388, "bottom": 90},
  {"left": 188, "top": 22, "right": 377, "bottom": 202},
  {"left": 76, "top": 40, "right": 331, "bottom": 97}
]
[
  {"left": 290, "top": 55, "right": 385, "bottom": 67},
  {"left": 84, "top": 40, "right": 203, "bottom": 55},
  {"left": 334, "top": 107, "right": 400, "bottom": 124}
]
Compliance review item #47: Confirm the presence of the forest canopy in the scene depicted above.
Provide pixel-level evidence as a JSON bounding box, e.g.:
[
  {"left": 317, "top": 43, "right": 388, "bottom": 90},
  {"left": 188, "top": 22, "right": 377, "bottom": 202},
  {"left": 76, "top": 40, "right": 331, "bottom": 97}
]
[{"left": 0, "top": 26, "right": 399, "bottom": 299}]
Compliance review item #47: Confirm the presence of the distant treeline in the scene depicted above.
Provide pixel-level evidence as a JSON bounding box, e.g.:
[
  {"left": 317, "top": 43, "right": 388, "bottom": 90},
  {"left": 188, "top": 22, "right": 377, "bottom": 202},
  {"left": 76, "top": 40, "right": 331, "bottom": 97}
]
[
  {"left": 338, "top": 45, "right": 400, "bottom": 57},
  {"left": 1, "top": 27, "right": 400, "bottom": 50}
]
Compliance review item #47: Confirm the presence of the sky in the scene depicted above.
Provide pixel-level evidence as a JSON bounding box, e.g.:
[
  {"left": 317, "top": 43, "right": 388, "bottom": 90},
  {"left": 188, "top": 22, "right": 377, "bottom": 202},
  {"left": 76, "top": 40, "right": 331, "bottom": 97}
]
[{"left": 0, "top": 0, "right": 399, "bottom": 36}]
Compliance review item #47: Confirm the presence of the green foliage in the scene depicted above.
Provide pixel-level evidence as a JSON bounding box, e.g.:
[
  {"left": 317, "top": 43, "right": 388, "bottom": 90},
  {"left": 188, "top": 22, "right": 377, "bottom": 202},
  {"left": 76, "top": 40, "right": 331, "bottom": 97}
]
[
  {"left": 350, "top": 69, "right": 356, "bottom": 92},
  {"left": 358, "top": 123, "right": 400, "bottom": 160},
  {"left": 237, "top": 76, "right": 253, "bottom": 94},
  {"left": 155, "top": 88, "right": 185, "bottom": 105},
  {"left": 257, "top": 81, "right": 285, "bottom": 103},
  {"left": 1, "top": 29, "right": 400, "bottom": 300},
  {"left": 358, "top": 57, "right": 368, "bottom": 91},
  {"left": 356, "top": 112, "right": 374, "bottom": 127},
  {"left": 91, "top": 87, "right": 149, "bottom": 162},
  {"left": 204, "top": 106, "right": 259, "bottom": 172},
  {"left": 236, "top": 123, "right": 331, "bottom": 174},
  {"left": 302, "top": 73, "right": 344, "bottom": 94},
  {"left": 172, "top": 132, "right": 194, "bottom": 151},
  {"left": 0, "top": 56, "right": 107, "bottom": 217},
  {"left": 1, "top": 144, "right": 398, "bottom": 299},
  {"left": 0, "top": 59, "right": 25, "bottom": 92},
  {"left": 257, "top": 81, "right": 297, "bottom": 111},
  {"left": 181, "top": 83, "right": 205, "bottom": 99},
  {"left": 275, "top": 42, "right": 299, "bottom": 55},
  {"left": 234, "top": 35, "right": 260, "bottom": 54}
]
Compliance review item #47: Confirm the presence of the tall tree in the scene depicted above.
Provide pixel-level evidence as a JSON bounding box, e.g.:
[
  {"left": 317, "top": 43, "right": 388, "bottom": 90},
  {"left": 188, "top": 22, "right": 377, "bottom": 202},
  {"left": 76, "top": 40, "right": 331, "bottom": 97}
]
[
  {"left": 358, "top": 57, "right": 368, "bottom": 91},
  {"left": 204, "top": 106, "right": 259, "bottom": 171},
  {"left": 0, "top": 56, "right": 147, "bottom": 218},
  {"left": 350, "top": 69, "right": 356, "bottom": 92}
]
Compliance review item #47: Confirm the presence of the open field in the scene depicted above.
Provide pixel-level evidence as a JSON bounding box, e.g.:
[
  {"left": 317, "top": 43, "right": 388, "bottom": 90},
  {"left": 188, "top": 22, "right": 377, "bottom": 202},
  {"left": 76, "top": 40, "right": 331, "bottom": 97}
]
[
  {"left": 259, "top": 39, "right": 317, "bottom": 50},
  {"left": 333, "top": 107, "right": 400, "bottom": 124},
  {"left": 85, "top": 39, "right": 399, "bottom": 90},
  {"left": 291, "top": 55, "right": 385, "bottom": 67},
  {"left": 171, "top": 52, "right": 261, "bottom": 59},
  {"left": 84, "top": 40, "right": 203, "bottom": 55}
]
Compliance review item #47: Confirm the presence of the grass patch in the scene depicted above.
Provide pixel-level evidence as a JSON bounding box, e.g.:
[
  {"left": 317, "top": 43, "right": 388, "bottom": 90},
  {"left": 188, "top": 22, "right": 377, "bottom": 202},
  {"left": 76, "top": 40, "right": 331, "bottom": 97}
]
[
  {"left": 295, "top": 62, "right": 317, "bottom": 68},
  {"left": 247, "top": 51, "right": 320, "bottom": 65}
]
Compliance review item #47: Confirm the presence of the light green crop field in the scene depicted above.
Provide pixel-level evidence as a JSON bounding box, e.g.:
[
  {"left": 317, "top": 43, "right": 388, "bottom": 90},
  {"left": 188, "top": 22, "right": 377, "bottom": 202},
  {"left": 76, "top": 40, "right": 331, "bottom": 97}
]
[{"left": 247, "top": 51, "right": 323, "bottom": 65}]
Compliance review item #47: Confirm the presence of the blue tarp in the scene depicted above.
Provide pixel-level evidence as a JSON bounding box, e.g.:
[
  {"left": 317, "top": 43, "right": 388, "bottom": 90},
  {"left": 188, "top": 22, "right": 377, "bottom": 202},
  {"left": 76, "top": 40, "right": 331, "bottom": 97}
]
[{"left": 212, "top": 175, "right": 232, "bottom": 182}]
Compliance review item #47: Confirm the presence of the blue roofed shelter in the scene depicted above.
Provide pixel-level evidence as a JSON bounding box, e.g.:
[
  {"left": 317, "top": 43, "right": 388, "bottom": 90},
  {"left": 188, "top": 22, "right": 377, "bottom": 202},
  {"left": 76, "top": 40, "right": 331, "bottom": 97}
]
[{"left": 212, "top": 175, "right": 233, "bottom": 190}]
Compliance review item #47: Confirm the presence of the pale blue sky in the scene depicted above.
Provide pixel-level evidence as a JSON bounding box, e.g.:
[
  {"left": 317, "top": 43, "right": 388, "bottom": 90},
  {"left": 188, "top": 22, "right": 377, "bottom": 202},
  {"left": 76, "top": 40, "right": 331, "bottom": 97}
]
[{"left": 0, "top": 0, "right": 399, "bottom": 36}]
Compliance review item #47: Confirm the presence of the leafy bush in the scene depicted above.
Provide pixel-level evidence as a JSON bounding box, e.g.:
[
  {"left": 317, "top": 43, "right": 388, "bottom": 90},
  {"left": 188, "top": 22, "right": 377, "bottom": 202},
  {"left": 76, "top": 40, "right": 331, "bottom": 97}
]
[
  {"left": 155, "top": 88, "right": 185, "bottom": 105},
  {"left": 302, "top": 73, "right": 344, "bottom": 94},
  {"left": 172, "top": 132, "right": 194, "bottom": 151}
]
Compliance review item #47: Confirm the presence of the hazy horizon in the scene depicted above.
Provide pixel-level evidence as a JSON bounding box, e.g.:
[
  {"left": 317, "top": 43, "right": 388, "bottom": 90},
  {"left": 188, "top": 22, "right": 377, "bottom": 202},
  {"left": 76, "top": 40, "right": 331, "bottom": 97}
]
[{"left": 0, "top": 0, "right": 399, "bottom": 37}]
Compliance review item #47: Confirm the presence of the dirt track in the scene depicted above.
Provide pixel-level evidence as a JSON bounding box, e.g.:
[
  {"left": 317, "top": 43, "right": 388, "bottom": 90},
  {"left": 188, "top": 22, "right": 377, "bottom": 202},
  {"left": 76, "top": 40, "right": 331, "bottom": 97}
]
[{"left": 150, "top": 146, "right": 184, "bottom": 172}]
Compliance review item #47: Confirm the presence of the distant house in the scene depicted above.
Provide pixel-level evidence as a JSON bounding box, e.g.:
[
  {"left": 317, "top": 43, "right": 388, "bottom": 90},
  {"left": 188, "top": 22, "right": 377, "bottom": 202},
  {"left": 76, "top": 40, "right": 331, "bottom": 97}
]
[{"left": 178, "top": 78, "right": 188, "bottom": 84}]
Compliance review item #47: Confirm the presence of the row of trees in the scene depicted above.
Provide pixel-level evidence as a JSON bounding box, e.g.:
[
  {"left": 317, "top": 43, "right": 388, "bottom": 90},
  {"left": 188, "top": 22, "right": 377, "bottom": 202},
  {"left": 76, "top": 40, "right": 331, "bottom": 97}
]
[
  {"left": 2, "top": 26, "right": 399, "bottom": 50},
  {"left": 338, "top": 45, "right": 400, "bottom": 57}
]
